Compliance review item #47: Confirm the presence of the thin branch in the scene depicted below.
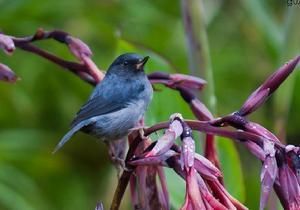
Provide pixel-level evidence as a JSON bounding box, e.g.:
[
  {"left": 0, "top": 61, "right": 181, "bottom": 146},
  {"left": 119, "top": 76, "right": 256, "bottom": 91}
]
[
  {"left": 110, "top": 133, "right": 143, "bottom": 210},
  {"left": 17, "top": 43, "right": 96, "bottom": 85},
  {"left": 5, "top": 29, "right": 104, "bottom": 85},
  {"left": 144, "top": 120, "right": 285, "bottom": 150}
]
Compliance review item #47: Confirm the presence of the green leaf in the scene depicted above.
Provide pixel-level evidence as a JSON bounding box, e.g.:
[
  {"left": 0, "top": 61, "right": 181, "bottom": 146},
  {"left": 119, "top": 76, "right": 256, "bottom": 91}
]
[
  {"left": 0, "top": 164, "right": 51, "bottom": 210},
  {"left": 241, "top": 0, "right": 282, "bottom": 57},
  {"left": 217, "top": 137, "right": 245, "bottom": 202},
  {"left": 0, "top": 182, "right": 35, "bottom": 210}
]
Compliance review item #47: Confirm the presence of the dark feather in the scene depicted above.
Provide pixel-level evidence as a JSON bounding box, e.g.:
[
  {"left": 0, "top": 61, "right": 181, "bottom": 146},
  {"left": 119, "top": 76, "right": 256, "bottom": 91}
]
[{"left": 70, "top": 94, "right": 127, "bottom": 127}]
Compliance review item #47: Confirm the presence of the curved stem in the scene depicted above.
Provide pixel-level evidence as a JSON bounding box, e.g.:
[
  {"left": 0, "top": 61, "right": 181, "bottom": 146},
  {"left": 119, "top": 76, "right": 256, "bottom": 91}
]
[{"left": 144, "top": 120, "right": 285, "bottom": 150}]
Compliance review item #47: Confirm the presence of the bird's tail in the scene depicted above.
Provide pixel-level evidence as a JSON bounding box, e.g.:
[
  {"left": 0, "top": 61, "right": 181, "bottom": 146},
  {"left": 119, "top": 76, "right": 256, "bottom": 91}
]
[{"left": 52, "top": 124, "right": 82, "bottom": 154}]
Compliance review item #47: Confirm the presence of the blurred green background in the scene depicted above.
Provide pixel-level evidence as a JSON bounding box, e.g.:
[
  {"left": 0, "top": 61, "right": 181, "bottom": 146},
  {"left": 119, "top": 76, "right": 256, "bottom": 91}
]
[{"left": 0, "top": 0, "right": 299, "bottom": 209}]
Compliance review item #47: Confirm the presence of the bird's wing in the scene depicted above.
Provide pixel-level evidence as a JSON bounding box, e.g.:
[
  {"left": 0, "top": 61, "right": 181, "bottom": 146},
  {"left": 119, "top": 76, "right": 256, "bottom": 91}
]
[{"left": 70, "top": 94, "right": 127, "bottom": 128}]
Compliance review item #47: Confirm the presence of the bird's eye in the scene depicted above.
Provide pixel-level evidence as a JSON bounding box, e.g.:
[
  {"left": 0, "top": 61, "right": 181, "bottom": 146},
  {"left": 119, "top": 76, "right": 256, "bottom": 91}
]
[{"left": 124, "top": 61, "right": 129, "bottom": 66}]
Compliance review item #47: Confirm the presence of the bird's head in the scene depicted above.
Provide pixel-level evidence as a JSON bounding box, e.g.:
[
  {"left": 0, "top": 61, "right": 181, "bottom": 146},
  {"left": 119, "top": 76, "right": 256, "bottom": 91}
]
[{"left": 108, "top": 53, "right": 149, "bottom": 75}]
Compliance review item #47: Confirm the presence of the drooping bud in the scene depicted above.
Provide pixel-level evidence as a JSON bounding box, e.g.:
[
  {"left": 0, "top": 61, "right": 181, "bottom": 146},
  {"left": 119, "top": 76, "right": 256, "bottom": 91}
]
[
  {"left": 0, "top": 33, "right": 15, "bottom": 55},
  {"left": 0, "top": 63, "right": 19, "bottom": 83},
  {"left": 66, "top": 36, "right": 92, "bottom": 60},
  {"left": 145, "top": 114, "right": 183, "bottom": 157},
  {"left": 259, "top": 140, "right": 278, "bottom": 210},
  {"left": 239, "top": 55, "right": 300, "bottom": 116}
]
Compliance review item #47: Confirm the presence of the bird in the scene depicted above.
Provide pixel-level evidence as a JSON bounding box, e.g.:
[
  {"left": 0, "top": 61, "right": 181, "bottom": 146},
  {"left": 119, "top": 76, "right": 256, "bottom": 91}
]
[{"left": 53, "top": 53, "right": 153, "bottom": 153}]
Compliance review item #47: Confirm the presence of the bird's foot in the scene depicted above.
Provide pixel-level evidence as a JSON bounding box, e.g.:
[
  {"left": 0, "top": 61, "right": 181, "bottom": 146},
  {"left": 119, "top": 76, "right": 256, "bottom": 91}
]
[
  {"left": 129, "top": 126, "right": 148, "bottom": 141},
  {"left": 107, "top": 139, "right": 130, "bottom": 177},
  {"left": 109, "top": 155, "right": 125, "bottom": 176}
]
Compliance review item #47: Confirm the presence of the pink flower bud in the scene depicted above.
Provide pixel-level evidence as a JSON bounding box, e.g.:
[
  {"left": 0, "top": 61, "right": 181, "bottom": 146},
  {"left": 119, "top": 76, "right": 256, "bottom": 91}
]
[
  {"left": 191, "top": 99, "right": 213, "bottom": 120},
  {"left": 194, "top": 153, "right": 222, "bottom": 180},
  {"left": 245, "top": 122, "right": 280, "bottom": 143},
  {"left": 148, "top": 72, "right": 206, "bottom": 90},
  {"left": 197, "top": 176, "right": 227, "bottom": 210},
  {"left": 0, "top": 34, "right": 15, "bottom": 55},
  {"left": 259, "top": 140, "right": 278, "bottom": 210},
  {"left": 145, "top": 118, "right": 183, "bottom": 157},
  {"left": 129, "top": 150, "right": 178, "bottom": 166},
  {"left": 239, "top": 55, "right": 300, "bottom": 116},
  {"left": 243, "top": 141, "right": 265, "bottom": 161},
  {"left": 181, "top": 137, "right": 195, "bottom": 170},
  {"left": 239, "top": 88, "right": 269, "bottom": 116},
  {"left": 169, "top": 73, "right": 206, "bottom": 90},
  {"left": 66, "top": 36, "right": 92, "bottom": 60},
  {"left": 279, "top": 163, "right": 300, "bottom": 210},
  {"left": 181, "top": 168, "right": 204, "bottom": 210},
  {"left": 0, "top": 63, "right": 19, "bottom": 83},
  {"left": 95, "top": 202, "right": 104, "bottom": 210}
]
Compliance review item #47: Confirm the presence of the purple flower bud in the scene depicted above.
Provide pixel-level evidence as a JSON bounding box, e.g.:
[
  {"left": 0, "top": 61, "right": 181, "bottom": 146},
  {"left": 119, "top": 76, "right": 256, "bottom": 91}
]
[
  {"left": 243, "top": 141, "right": 265, "bottom": 161},
  {"left": 64, "top": 35, "right": 104, "bottom": 83},
  {"left": 66, "top": 36, "right": 92, "bottom": 60},
  {"left": 259, "top": 140, "right": 278, "bottom": 210},
  {"left": 261, "top": 56, "right": 300, "bottom": 95},
  {"left": 245, "top": 122, "right": 280, "bottom": 143},
  {"left": 191, "top": 99, "right": 214, "bottom": 120},
  {"left": 197, "top": 176, "right": 227, "bottom": 210},
  {"left": 215, "top": 180, "right": 249, "bottom": 210},
  {"left": 129, "top": 150, "right": 178, "bottom": 166},
  {"left": 260, "top": 156, "right": 278, "bottom": 210},
  {"left": 145, "top": 130, "right": 176, "bottom": 157},
  {"left": 239, "top": 88, "right": 270, "bottom": 116},
  {"left": 95, "top": 202, "right": 104, "bottom": 210},
  {"left": 278, "top": 163, "right": 290, "bottom": 206},
  {"left": 181, "top": 168, "right": 205, "bottom": 210},
  {"left": 239, "top": 55, "right": 300, "bottom": 116},
  {"left": 169, "top": 73, "right": 206, "bottom": 90},
  {"left": 279, "top": 163, "right": 300, "bottom": 209},
  {"left": 177, "top": 86, "right": 195, "bottom": 103},
  {"left": 207, "top": 180, "right": 238, "bottom": 210},
  {"left": 180, "top": 137, "right": 195, "bottom": 170},
  {"left": 0, "top": 63, "right": 19, "bottom": 83},
  {"left": 194, "top": 153, "right": 222, "bottom": 180},
  {"left": 145, "top": 117, "right": 183, "bottom": 157},
  {"left": 149, "top": 72, "right": 206, "bottom": 90},
  {"left": 0, "top": 34, "right": 15, "bottom": 55}
]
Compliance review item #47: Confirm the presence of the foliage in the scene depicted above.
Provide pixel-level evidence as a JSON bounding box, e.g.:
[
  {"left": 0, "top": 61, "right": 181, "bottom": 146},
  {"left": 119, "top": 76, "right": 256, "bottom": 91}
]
[{"left": 0, "top": 0, "right": 299, "bottom": 210}]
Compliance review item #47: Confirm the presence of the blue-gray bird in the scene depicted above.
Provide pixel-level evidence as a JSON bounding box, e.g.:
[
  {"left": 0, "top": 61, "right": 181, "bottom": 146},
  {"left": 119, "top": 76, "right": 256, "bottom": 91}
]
[{"left": 53, "top": 53, "right": 153, "bottom": 153}]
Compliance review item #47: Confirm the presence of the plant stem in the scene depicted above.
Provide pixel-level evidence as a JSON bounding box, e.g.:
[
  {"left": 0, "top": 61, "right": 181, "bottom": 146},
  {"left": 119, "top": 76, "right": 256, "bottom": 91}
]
[{"left": 181, "top": 0, "right": 216, "bottom": 111}]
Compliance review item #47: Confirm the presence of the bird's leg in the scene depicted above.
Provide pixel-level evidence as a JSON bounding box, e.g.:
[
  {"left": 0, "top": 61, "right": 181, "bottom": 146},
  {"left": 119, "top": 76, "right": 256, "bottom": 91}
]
[
  {"left": 129, "top": 118, "right": 148, "bottom": 140},
  {"left": 128, "top": 126, "right": 147, "bottom": 139},
  {"left": 106, "top": 139, "right": 128, "bottom": 177}
]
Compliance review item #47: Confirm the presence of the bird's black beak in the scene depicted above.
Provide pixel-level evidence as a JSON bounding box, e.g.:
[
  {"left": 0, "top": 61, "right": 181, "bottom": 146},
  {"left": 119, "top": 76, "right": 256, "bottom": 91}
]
[{"left": 136, "top": 56, "right": 149, "bottom": 70}]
